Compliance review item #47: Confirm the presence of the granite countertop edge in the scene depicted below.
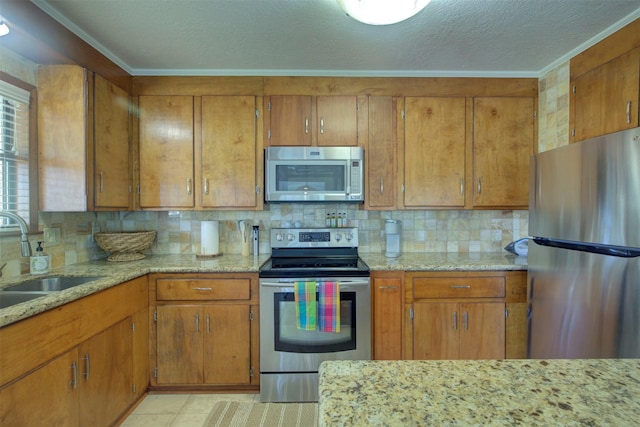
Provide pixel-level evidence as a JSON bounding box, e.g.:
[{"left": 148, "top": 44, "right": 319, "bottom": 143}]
[{"left": 0, "top": 252, "right": 526, "bottom": 327}]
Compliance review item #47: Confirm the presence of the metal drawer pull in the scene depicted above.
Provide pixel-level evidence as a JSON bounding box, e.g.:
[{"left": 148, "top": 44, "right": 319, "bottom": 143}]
[
  {"left": 204, "top": 178, "right": 209, "bottom": 195},
  {"left": 320, "top": 117, "right": 325, "bottom": 134},
  {"left": 186, "top": 178, "right": 192, "bottom": 195},
  {"left": 450, "top": 285, "right": 471, "bottom": 289},
  {"left": 627, "top": 100, "right": 632, "bottom": 124},
  {"left": 99, "top": 172, "right": 104, "bottom": 193},
  {"left": 380, "top": 177, "right": 384, "bottom": 194},
  {"left": 477, "top": 177, "right": 482, "bottom": 194},
  {"left": 192, "top": 287, "right": 212, "bottom": 291},
  {"left": 70, "top": 361, "right": 78, "bottom": 389},
  {"left": 83, "top": 353, "right": 90, "bottom": 379},
  {"left": 460, "top": 177, "right": 464, "bottom": 195},
  {"left": 305, "top": 117, "right": 309, "bottom": 134},
  {"left": 379, "top": 285, "right": 398, "bottom": 289},
  {"left": 453, "top": 311, "right": 457, "bottom": 330}
]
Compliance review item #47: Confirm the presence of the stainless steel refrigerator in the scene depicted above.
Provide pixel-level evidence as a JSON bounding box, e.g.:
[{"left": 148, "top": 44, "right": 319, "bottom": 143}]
[{"left": 528, "top": 127, "right": 640, "bottom": 359}]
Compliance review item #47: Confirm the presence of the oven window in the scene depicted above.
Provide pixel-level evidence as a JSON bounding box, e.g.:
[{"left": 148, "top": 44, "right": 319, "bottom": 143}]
[
  {"left": 273, "top": 291, "right": 356, "bottom": 353},
  {"left": 275, "top": 164, "right": 346, "bottom": 192}
]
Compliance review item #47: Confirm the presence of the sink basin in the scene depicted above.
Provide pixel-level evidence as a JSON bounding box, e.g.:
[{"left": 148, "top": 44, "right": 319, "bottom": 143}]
[
  {"left": 0, "top": 291, "right": 51, "bottom": 309},
  {"left": 1, "top": 276, "right": 102, "bottom": 293}
]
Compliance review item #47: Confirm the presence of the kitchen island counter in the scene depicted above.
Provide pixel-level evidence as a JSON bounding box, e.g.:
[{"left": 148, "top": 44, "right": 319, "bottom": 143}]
[{"left": 319, "top": 359, "right": 640, "bottom": 426}]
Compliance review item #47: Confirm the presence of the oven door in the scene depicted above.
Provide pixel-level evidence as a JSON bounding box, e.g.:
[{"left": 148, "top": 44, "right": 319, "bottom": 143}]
[{"left": 259, "top": 277, "right": 371, "bottom": 372}]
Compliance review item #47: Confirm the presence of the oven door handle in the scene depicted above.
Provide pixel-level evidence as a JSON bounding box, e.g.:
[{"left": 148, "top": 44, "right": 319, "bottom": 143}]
[{"left": 260, "top": 279, "right": 370, "bottom": 288}]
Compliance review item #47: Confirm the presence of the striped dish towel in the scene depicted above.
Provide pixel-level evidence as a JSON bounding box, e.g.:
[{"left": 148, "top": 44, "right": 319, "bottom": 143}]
[
  {"left": 318, "top": 281, "right": 340, "bottom": 333},
  {"left": 294, "top": 281, "right": 317, "bottom": 330}
]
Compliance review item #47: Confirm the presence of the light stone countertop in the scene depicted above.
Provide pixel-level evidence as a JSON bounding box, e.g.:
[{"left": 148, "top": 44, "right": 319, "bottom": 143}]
[
  {"left": 0, "top": 252, "right": 526, "bottom": 327},
  {"left": 318, "top": 359, "right": 640, "bottom": 426}
]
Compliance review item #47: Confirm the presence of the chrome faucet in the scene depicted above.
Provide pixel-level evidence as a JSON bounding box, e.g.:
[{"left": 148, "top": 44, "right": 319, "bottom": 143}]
[{"left": 0, "top": 211, "right": 32, "bottom": 257}]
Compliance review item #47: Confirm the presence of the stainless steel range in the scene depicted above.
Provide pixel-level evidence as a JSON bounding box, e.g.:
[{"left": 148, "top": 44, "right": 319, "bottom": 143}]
[{"left": 259, "top": 227, "right": 371, "bottom": 402}]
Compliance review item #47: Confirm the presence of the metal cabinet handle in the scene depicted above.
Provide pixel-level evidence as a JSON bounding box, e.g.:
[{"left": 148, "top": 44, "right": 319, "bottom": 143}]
[
  {"left": 99, "top": 172, "right": 104, "bottom": 193},
  {"left": 378, "top": 285, "right": 398, "bottom": 289},
  {"left": 320, "top": 117, "right": 325, "bottom": 134},
  {"left": 70, "top": 361, "right": 78, "bottom": 389},
  {"left": 83, "top": 353, "right": 90, "bottom": 379},
  {"left": 460, "top": 177, "right": 464, "bottom": 195},
  {"left": 187, "top": 178, "right": 192, "bottom": 195},
  {"left": 464, "top": 311, "right": 469, "bottom": 330},
  {"left": 380, "top": 177, "right": 384, "bottom": 194},
  {"left": 450, "top": 285, "right": 471, "bottom": 289},
  {"left": 195, "top": 313, "right": 199, "bottom": 333},
  {"left": 192, "top": 287, "right": 212, "bottom": 291},
  {"left": 453, "top": 311, "right": 457, "bottom": 330},
  {"left": 204, "top": 178, "right": 209, "bottom": 195},
  {"left": 627, "top": 100, "right": 632, "bottom": 124},
  {"left": 206, "top": 314, "right": 211, "bottom": 334},
  {"left": 305, "top": 117, "right": 309, "bottom": 134},
  {"left": 477, "top": 177, "right": 482, "bottom": 194}
]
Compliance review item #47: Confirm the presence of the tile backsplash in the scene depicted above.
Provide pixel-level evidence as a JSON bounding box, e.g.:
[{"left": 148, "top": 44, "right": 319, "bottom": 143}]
[{"left": 0, "top": 207, "right": 528, "bottom": 278}]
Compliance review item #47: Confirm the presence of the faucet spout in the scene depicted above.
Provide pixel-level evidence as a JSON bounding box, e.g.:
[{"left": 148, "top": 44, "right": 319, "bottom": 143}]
[{"left": 0, "top": 211, "right": 32, "bottom": 257}]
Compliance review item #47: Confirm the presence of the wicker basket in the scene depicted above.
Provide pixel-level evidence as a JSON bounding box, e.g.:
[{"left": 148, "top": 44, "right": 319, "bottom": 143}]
[{"left": 94, "top": 231, "right": 157, "bottom": 262}]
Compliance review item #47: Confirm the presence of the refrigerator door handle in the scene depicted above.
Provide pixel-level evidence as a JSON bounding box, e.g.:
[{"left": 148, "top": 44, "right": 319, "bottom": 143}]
[{"left": 533, "top": 237, "right": 640, "bottom": 258}]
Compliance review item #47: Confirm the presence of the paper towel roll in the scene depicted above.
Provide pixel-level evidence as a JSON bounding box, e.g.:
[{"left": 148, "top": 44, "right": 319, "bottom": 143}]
[{"left": 201, "top": 221, "right": 219, "bottom": 255}]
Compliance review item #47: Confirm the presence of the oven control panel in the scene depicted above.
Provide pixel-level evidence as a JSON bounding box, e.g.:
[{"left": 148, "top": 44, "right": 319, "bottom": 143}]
[{"left": 270, "top": 227, "right": 359, "bottom": 248}]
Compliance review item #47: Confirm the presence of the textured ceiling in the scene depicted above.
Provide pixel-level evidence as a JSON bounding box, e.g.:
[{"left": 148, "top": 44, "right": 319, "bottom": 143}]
[{"left": 32, "top": 0, "right": 640, "bottom": 77}]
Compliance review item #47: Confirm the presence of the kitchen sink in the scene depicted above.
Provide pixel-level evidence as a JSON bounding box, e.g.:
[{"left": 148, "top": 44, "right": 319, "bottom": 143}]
[
  {"left": 0, "top": 291, "right": 52, "bottom": 309},
  {"left": 1, "top": 276, "right": 103, "bottom": 293}
]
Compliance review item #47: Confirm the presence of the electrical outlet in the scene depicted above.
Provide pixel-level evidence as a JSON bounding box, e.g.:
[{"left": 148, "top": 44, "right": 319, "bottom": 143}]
[{"left": 44, "top": 227, "right": 61, "bottom": 246}]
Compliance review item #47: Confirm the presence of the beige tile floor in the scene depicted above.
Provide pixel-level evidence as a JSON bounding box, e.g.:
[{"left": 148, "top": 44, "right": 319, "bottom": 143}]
[{"left": 119, "top": 393, "right": 260, "bottom": 427}]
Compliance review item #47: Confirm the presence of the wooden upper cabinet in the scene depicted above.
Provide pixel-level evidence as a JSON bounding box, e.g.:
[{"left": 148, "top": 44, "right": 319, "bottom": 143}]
[
  {"left": 573, "top": 48, "right": 640, "bottom": 142},
  {"left": 472, "top": 97, "right": 534, "bottom": 209},
  {"left": 267, "top": 95, "right": 312, "bottom": 146},
  {"left": 316, "top": 96, "right": 358, "bottom": 146},
  {"left": 138, "top": 95, "right": 194, "bottom": 209},
  {"left": 267, "top": 95, "right": 358, "bottom": 146},
  {"left": 403, "top": 97, "right": 467, "bottom": 208},
  {"left": 38, "top": 65, "right": 131, "bottom": 211},
  {"left": 366, "top": 96, "right": 397, "bottom": 209},
  {"left": 94, "top": 74, "right": 131, "bottom": 209},
  {"left": 200, "top": 96, "right": 261, "bottom": 209}
]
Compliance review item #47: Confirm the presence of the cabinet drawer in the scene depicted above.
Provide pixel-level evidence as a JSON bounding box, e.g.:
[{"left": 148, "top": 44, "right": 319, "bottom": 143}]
[
  {"left": 156, "top": 279, "right": 250, "bottom": 301},
  {"left": 413, "top": 277, "right": 505, "bottom": 299}
]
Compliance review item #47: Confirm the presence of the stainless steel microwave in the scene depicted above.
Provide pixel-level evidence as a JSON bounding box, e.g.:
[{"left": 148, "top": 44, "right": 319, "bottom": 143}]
[{"left": 265, "top": 146, "right": 364, "bottom": 203}]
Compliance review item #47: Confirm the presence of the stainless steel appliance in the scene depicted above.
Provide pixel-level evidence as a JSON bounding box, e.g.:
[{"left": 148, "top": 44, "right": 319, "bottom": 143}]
[
  {"left": 264, "top": 146, "right": 364, "bottom": 203},
  {"left": 528, "top": 127, "right": 640, "bottom": 358},
  {"left": 259, "top": 227, "right": 371, "bottom": 402}
]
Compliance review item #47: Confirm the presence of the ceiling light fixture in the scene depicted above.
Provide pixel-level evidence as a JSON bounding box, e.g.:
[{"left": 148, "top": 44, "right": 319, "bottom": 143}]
[
  {"left": 337, "top": 0, "right": 431, "bottom": 25},
  {"left": 0, "top": 21, "right": 9, "bottom": 37}
]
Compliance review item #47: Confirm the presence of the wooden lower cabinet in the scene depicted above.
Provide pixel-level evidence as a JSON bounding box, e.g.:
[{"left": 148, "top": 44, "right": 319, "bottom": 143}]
[
  {"left": 0, "top": 276, "right": 149, "bottom": 427},
  {"left": 412, "top": 301, "right": 505, "bottom": 359},
  {"left": 0, "top": 349, "right": 79, "bottom": 426},
  {"left": 150, "top": 273, "right": 259, "bottom": 390},
  {"left": 372, "top": 271, "right": 404, "bottom": 360},
  {"left": 156, "top": 304, "right": 251, "bottom": 385},
  {"left": 405, "top": 271, "right": 527, "bottom": 361}
]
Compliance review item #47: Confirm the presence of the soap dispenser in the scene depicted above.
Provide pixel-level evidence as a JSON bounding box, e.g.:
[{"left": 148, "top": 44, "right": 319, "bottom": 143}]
[{"left": 30, "top": 241, "right": 50, "bottom": 275}]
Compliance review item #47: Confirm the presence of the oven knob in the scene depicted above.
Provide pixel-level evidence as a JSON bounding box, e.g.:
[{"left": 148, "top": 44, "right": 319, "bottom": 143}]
[
  {"left": 276, "top": 233, "right": 284, "bottom": 241},
  {"left": 335, "top": 233, "right": 343, "bottom": 242},
  {"left": 287, "top": 233, "right": 295, "bottom": 242},
  {"left": 345, "top": 232, "right": 353, "bottom": 241}
]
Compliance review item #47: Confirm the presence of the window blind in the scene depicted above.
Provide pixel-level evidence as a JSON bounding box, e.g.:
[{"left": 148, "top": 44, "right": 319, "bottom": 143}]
[{"left": 0, "top": 80, "right": 31, "bottom": 230}]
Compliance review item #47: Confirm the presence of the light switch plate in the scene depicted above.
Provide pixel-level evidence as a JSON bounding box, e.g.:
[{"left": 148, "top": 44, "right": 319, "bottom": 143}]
[{"left": 44, "top": 227, "right": 61, "bottom": 246}]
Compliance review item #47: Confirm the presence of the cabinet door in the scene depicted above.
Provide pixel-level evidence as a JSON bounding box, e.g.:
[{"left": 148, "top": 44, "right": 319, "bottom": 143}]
[
  {"left": 0, "top": 349, "right": 79, "bottom": 426},
  {"left": 573, "top": 49, "right": 640, "bottom": 142},
  {"left": 201, "top": 96, "right": 259, "bottom": 208},
  {"left": 37, "top": 65, "right": 90, "bottom": 211},
  {"left": 139, "top": 95, "right": 194, "bottom": 208},
  {"left": 132, "top": 307, "right": 149, "bottom": 401},
  {"left": 459, "top": 302, "right": 505, "bottom": 359},
  {"left": 94, "top": 75, "right": 131, "bottom": 209},
  {"left": 78, "top": 318, "right": 133, "bottom": 427},
  {"left": 366, "top": 96, "right": 397, "bottom": 209},
  {"left": 404, "top": 97, "right": 466, "bottom": 207},
  {"left": 412, "top": 302, "right": 458, "bottom": 360},
  {"left": 473, "top": 97, "right": 534, "bottom": 208},
  {"left": 156, "top": 305, "right": 203, "bottom": 384},
  {"left": 373, "top": 274, "right": 403, "bottom": 360},
  {"left": 204, "top": 304, "right": 251, "bottom": 384},
  {"left": 268, "top": 95, "right": 312, "bottom": 146},
  {"left": 316, "top": 96, "right": 358, "bottom": 146}
]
